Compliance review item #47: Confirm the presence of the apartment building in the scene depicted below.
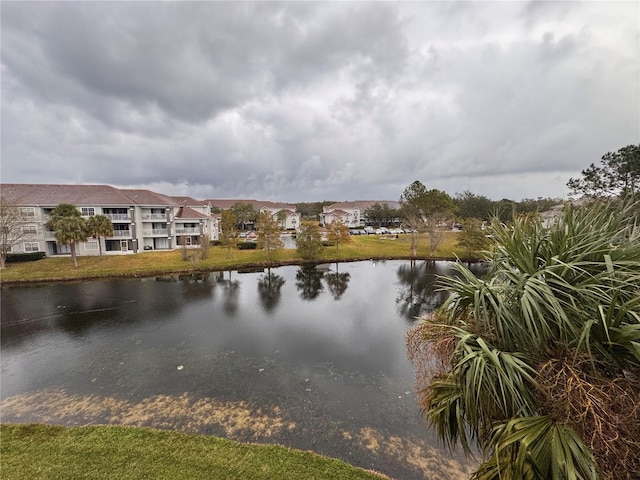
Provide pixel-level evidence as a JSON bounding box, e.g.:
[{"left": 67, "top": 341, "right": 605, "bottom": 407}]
[
  {"left": 1, "top": 184, "right": 220, "bottom": 256},
  {"left": 206, "top": 199, "right": 300, "bottom": 230},
  {"left": 320, "top": 201, "right": 401, "bottom": 228}
]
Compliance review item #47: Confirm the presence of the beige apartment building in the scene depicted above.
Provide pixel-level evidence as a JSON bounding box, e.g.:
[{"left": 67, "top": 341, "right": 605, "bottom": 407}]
[{"left": 1, "top": 184, "right": 222, "bottom": 257}]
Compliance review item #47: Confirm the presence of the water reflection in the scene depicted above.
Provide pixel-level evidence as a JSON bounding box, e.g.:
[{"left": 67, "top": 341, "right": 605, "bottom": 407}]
[
  {"left": 295, "top": 265, "right": 325, "bottom": 300},
  {"left": 324, "top": 264, "right": 351, "bottom": 300},
  {"left": 257, "top": 268, "right": 286, "bottom": 313},
  {"left": 1, "top": 260, "right": 478, "bottom": 480},
  {"left": 396, "top": 260, "right": 448, "bottom": 320}
]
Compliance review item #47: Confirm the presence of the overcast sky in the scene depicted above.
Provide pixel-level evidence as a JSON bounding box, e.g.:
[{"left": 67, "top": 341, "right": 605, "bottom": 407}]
[{"left": 1, "top": 1, "right": 638, "bottom": 203}]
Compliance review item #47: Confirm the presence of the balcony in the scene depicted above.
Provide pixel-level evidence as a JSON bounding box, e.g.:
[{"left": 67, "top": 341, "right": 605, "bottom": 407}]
[
  {"left": 109, "top": 230, "right": 131, "bottom": 238},
  {"left": 142, "top": 229, "right": 169, "bottom": 236},
  {"left": 45, "top": 231, "right": 56, "bottom": 239},
  {"left": 141, "top": 214, "right": 167, "bottom": 221},
  {"left": 104, "top": 214, "right": 131, "bottom": 221},
  {"left": 175, "top": 227, "right": 200, "bottom": 235}
]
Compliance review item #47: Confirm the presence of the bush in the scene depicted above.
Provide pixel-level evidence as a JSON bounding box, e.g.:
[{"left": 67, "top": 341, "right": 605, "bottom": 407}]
[
  {"left": 237, "top": 242, "right": 257, "bottom": 250},
  {"left": 6, "top": 251, "right": 46, "bottom": 263},
  {"left": 209, "top": 240, "right": 222, "bottom": 246}
]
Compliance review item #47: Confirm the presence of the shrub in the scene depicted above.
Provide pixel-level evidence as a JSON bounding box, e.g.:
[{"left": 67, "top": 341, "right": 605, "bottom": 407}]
[
  {"left": 237, "top": 242, "right": 257, "bottom": 250},
  {"left": 6, "top": 251, "right": 46, "bottom": 263}
]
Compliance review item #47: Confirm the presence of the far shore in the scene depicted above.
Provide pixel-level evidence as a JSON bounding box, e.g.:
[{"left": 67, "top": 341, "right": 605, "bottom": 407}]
[{"left": 1, "top": 233, "right": 484, "bottom": 285}]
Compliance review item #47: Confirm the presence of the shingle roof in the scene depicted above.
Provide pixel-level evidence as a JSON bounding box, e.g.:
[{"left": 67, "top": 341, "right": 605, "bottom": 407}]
[
  {"left": 325, "top": 200, "right": 401, "bottom": 211},
  {"left": 205, "top": 199, "right": 296, "bottom": 210},
  {"left": 120, "top": 189, "right": 175, "bottom": 206},
  {"left": 171, "top": 196, "right": 207, "bottom": 206},
  {"left": 0, "top": 184, "right": 135, "bottom": 206},
  {"left": 174, "top": 206, "right": 211, "bottom": 220}
]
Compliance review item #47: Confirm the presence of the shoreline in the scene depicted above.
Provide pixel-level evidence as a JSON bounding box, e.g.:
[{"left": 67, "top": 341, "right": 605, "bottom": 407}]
[{"left": 0, "top": 255, "right": 484, "bottom": 286}]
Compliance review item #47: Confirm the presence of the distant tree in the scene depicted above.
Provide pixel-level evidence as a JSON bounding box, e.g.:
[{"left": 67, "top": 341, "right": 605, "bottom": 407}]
[
  {"left": 85, "top": 214, "right": 113, "bottom": 257},
  {"left": 47, "top": 203, "right": 87, "bottom": 268},
  {"left": 210, "top": 205, "right": 221, "bottom": 214},
  {"left": 568, "top": 144, "right": 640, "bottom": 199},
  {"left": 422, "top": 189, "right": 456, "bottom": 255},
  {"left": 256, "top": 211, "right": 283, "bottom": 261},
  {"left": 220, "top": 210, "right": 238, "bottom": 259},
  {"left": 276, "top": 209, "right": 287, "bottom": 229},
  {"left": 296, "top": 221, "right": 324, "bottom": 260},
  {"left": 456, "top": 218, "right": 490, "bottom": 260},
  {"left": 231, "top": 202, "right": 257, "bottom": 231},
  {"left": 454, "top": 190, "right": 494, "bottom": 220},
  {"left": 400, "top": 181, "right": 430, "bottom": 256},
  {"left": 179, "top": 235, "right": 189, "bottom": 261},
  {"left": 399, "top": 181, "right": 456, "bottom": 256},
  {"left": 295, "top": 201, "right": 336, "bottom": 220},
  {"left": 200, "top": 234, "right": 210, "bottom": 260},
  {"left": 493, "top": 198, "right": 518, "bottom": 223},
  {"left": 364, "top": 202, "right": 398, "bottom": 227},
  {"left": 516, "top": 197, "right": 563, "bottom": 215},
  {"left": 0, "top": 197, "right": 29, "bottom": 269},
  {"left": 326, "top": 219, "right": 351, "bottom": 254}
]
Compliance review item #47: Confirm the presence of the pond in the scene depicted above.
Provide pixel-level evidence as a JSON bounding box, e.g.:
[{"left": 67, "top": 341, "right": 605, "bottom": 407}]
[{"left": 0, "top": 260, "right": 481, "bottom": 480}]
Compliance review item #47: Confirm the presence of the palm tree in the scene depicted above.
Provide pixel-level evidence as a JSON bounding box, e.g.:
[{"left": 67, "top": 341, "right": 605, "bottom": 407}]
[
  {"left": 47, "top": 203, "right": 87, "bottom": 268},
  {"left": 85, "top": 214, "right": 113, "bottom": 257},
  {"left": 408, "top": 203, "right": 640, "bottom": 480}
]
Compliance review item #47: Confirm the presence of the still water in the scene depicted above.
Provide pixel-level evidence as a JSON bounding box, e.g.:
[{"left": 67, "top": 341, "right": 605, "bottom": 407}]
[{"left": 1, "top": 260, "right": 478, "bottom": 480}]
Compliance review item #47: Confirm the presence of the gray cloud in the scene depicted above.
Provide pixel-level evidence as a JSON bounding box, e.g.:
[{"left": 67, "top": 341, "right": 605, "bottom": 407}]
[{"left": 1, "top": 1, "right": 638, "bottom": 202}]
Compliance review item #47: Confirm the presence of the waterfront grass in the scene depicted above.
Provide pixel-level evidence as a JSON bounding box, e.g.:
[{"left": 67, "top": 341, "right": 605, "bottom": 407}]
[
  {"left": 0, "top": 424, "right": 389, "bottom": 480},
  {"left": 0, "top": 232, "right": 473, "bottom": 284}
]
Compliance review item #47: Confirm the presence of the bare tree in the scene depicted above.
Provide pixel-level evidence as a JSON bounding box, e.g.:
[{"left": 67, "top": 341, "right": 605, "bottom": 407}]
[{"left": 0, "top": 197, "right": 28, "bottom": 269}]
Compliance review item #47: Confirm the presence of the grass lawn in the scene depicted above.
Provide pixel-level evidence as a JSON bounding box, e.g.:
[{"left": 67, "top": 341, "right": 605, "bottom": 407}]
[
  {"left": 0, "top": 232, "right": 477, "bottom": 284},
  {"left": 0, "top": 424, "right": 389, "bottom": 480}
]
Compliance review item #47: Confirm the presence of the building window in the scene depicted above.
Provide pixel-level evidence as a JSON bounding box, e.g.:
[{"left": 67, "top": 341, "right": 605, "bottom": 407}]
[
  {"left": 20, "top": 208, "right": 35, "bottom": 217},
  {"left": 24, "top": 242, "right": 39, "bottom": 252},
  {"left": 81, "top": 207, "right": 95, "bottom": 216},
  {"left": 22, "top": 224, "right": 37, "bottom": 234},
  {"left": 85, "top": 241, "right": 99, "bottom": 250}
]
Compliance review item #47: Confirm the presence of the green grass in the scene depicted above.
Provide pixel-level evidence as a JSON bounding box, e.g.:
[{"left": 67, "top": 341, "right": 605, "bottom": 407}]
[
  {"left": 0, "top": 232, "right": 475, "bottom": 284},
  {"left": 0, "top": 424, "right": 389, "bottom": 480}
]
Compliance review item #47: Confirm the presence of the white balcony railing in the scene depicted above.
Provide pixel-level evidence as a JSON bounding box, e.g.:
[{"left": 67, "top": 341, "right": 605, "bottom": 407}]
[
  {"left": 104, "top": 214, "right": 131, "bottom": 221},
  {"left": 175, "top": 228, "right": 199, "bottom": 234},
  {"left": 142, "top": 229, "right": 168, "bottom": 236},
  {"left": 45, "top": 231, "right": 56, "bottom": 239},
  {"left": 141, "top": 214, "right": 167, "bottom": 221},
  {"left": 110, "top": 230, "right": 131, "bottom": 237}
]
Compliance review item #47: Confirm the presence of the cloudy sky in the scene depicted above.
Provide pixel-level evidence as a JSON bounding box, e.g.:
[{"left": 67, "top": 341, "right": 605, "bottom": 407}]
[{"left": 1, "top": 1, "right": 638, "bottom": 202}]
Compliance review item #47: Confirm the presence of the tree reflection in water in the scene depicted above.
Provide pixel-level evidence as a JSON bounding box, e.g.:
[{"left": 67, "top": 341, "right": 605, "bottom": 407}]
[
  {"left": 214, "top": 270, "right": 240, "bottom": 316},
  {"left": 324, "top": 263, "right": 351, "bottom": 300},
  {"left": 295, "top": 265, "right": 325, "bottom": 300},
  {"left": 396, "top": 260, "right": 449, "bottom": 321},
  {"left": 257, "top": 268, "right": 286, "bottom": 313}
]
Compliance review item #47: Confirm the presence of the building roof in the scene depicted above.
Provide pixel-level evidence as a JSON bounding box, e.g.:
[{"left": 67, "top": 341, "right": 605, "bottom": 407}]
[
  {"left": 120, "top": 189, "right": 175, "bottom": 206},
  {"left": 324, "top": 209, "right": 351, "bottom": 215},
  {"left": 324, "top": 200, "right": 401, "bottom": 212},
  {"left": 205, "top": 199, "right": 297, "bottom": 210},
  {"left": 0, "top": 183, "right": 136, "bottom": 206},
  {"left": 2, "top": 183, "right": 298, "bottom": 212},
  {"left": 174, "top": 206, "right": 211, "bottom": 220},
  {"left": 171, "top": 195, "right": 207, "bottom": 206}
]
